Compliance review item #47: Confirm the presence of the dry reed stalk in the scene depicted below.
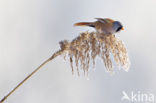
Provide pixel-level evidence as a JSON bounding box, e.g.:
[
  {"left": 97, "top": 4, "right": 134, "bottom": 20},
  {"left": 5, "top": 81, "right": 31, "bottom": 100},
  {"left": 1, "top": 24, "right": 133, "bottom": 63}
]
[{"left": 0, "top": 31, "right": 130, "bottom": 103}]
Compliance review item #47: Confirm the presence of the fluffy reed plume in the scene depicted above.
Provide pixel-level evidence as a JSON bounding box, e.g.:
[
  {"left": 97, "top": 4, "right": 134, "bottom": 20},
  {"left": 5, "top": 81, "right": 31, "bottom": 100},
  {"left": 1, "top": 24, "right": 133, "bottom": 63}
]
[
  {"left": 0, "top": 31, "right": 130, "bottom": 103},
  {"left": 60, "top": 32, "right": 130, "bottom": 75}
]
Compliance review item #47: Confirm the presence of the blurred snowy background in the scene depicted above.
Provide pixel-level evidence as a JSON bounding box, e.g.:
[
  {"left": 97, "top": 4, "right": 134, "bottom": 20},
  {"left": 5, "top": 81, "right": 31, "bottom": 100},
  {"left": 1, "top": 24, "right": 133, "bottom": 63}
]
[{"left": 0, "top": 0, "right": 156, "bottom": 103}]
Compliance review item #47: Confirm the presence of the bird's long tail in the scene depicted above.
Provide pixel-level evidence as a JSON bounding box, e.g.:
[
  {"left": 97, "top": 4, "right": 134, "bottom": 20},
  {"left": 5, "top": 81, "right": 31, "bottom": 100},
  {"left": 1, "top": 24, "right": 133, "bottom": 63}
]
[{"left": 74, "top": 22, "right": 95, "bottom": 27}]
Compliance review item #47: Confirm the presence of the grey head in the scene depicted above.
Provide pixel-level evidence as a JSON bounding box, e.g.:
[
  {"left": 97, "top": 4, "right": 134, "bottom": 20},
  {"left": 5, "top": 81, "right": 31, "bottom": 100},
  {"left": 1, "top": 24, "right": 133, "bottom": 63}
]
[{"left": 112, "top": 21, "right": 123, "bottom": 33}]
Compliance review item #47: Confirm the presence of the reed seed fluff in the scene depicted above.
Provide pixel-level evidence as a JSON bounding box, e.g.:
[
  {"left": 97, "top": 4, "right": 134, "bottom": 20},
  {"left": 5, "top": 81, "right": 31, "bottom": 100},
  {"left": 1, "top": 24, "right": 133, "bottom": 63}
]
[{"left": 59, "top": 32, "right": 130, "bottom": 75}]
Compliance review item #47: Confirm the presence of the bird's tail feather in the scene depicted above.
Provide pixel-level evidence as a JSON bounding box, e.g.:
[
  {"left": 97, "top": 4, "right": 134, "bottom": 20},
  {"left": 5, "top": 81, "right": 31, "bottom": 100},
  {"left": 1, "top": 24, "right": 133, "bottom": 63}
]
[{"left": 74, "top": 22, "right": 95, "bottom": 27}]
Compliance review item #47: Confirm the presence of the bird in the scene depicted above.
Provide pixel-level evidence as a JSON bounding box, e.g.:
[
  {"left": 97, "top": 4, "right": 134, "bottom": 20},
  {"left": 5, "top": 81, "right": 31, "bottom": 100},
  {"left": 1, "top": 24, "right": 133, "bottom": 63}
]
[{"left": 74, "top": 18, "right": 124, "bottom": 35}]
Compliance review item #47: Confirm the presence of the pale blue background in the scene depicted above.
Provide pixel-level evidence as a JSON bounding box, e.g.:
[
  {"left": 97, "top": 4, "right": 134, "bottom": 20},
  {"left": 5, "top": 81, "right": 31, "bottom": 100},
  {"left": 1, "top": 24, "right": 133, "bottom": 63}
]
[{"left": 0, "top": 0, "right": 156, "bottom": 103}]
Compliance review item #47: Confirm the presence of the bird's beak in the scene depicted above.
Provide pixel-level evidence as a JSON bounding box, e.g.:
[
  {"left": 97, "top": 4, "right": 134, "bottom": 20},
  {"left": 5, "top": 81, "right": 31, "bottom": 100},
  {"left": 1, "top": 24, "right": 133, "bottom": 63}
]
[{"left": 121, "top": 27, "right": 124, "bottom": 30}]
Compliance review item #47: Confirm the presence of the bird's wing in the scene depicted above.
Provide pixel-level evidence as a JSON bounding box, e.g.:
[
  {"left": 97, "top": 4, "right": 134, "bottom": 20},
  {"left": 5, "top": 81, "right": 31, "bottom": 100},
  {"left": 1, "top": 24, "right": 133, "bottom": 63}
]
[
  {"left": 95, "top": 18, "right": 107, "bottom": 23},
  {"left": 105, "top": 18, "right": 114, "bottom": 23},
  {"left": 95, "top": 18, "right": 114, "bottom": 24}
]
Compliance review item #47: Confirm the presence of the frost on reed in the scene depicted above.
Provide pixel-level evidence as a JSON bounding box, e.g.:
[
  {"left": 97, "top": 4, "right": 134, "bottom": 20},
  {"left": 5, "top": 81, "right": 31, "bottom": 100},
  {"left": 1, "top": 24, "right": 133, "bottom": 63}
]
[{"left": 59, "top": 32, "right": 130, "bottom": 75}]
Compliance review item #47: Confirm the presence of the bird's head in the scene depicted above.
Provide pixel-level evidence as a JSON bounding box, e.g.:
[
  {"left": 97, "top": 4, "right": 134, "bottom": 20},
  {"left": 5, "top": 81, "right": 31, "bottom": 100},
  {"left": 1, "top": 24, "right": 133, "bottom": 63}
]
[{"left": 112, "top": 21, "right": 124, "bottom": 33}]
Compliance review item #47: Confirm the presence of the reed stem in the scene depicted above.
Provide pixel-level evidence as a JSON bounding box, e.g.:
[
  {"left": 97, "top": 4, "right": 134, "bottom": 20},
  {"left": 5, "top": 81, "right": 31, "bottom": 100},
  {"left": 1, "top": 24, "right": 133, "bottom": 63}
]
[{"left": 0, "top": 50, "right": 63, "bottom": 103}]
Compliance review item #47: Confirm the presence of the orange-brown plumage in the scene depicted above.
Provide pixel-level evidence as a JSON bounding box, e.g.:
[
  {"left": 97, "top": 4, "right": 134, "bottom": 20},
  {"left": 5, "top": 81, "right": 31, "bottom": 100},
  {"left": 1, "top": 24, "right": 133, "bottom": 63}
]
[
  {"left": 74, "top": 18, "right": 124, "bottom": 35},
  {"left": 74, "top": 22, "right": 94, "bottom": 27}
]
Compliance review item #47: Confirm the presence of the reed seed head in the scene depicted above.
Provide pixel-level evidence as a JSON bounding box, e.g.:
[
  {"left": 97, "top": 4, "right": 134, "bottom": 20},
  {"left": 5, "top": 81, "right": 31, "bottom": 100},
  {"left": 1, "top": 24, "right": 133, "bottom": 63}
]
[{"left": 59, "top": 32, "right": 130, "bottom": 75}]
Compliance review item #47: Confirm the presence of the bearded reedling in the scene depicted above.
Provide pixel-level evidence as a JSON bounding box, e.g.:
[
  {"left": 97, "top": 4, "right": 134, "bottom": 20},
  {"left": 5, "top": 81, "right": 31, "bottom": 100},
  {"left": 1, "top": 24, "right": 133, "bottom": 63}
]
[{"left": 74, "top": 18, "right": 124, "bottom": 35}]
